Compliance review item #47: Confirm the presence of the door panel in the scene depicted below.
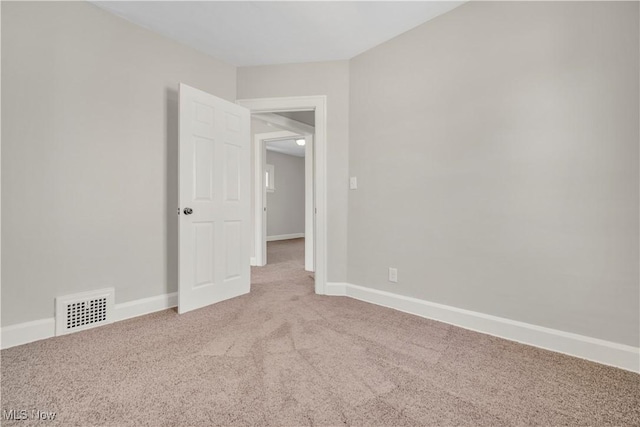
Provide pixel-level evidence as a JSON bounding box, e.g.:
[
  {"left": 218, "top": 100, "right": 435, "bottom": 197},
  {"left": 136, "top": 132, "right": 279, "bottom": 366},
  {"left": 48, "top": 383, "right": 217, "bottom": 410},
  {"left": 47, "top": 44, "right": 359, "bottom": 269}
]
[
  {"left": 193, "top": 221, "right": 215, "bottom": 288},
  {"left": 224, "top": 221, "right": 242, "bottom": 280},
  {"left": 224, "top": 143, "right": 241, "bottom": 201},
  {"left": 179, "top": 83, "right": 250, "bottom": 314},
  {"left": 194, "top": 137, "right": 214, "bottom": 200}
]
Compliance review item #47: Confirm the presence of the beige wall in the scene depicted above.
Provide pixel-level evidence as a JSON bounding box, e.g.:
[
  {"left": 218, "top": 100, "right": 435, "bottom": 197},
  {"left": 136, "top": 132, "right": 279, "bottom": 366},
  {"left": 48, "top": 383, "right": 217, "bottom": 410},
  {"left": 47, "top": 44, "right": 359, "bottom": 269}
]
[
  {"left": 266, "top": 151, "right": 305, "bottom": 237},
  {"left": 238, "top": 62, "right": 350, "bottom": 282},
  {"left": 1, "top": 2, "right": 236, "bottom": 326},
  {"left": 348, "top": 1, "right": 639, "bottom": 346}
]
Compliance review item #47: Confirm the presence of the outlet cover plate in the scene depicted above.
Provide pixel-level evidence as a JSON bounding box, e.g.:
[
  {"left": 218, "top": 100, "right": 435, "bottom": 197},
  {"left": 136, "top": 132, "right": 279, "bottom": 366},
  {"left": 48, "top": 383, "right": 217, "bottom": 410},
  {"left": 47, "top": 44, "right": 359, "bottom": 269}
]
[{"left": 388, "top": 267, "right": 398, "bottom": 283}]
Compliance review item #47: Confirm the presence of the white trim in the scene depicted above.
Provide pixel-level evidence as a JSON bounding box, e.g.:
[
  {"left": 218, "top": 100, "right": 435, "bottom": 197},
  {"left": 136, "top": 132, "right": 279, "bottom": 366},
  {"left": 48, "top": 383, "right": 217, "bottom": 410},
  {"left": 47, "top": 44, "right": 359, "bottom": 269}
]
[
  {"left": 267, "top": 233, "right": 305, "bottom": 242},
  {"left": 325, "top": 282, "right": 348, "bottom": 296},
  {"left": 304, "top": 134, "right": 314, "bottom": 272},
  {"left": 250, "top": 257, "right": 257, "bottom": 266},
  {"left": 238, "top": 96, "right": 327, "bottom": 295},
  {"left": 1, "top": 292, "right": 178, "bottom": 350},
  {"left": 1, "top": 318, "right": 55, "bottom": 350},
  {"left": 266, "top": 146, "right": 304, "bottom": 158},
  {"left": 253, "top": 113, "right": 315, "bottom": 135},
  {"left": 114, "top": 292, "right": 178, "bottom": 322},
  {"left": 328, "top": 283, "right": 640, "bottom": 373}
]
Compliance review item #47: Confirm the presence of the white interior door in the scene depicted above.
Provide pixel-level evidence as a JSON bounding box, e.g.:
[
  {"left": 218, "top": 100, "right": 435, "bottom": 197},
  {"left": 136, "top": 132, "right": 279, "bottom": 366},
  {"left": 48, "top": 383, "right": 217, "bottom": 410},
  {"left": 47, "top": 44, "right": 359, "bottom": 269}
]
[{"left": 179, "top": 83, "right": 250, "bottom": 314}]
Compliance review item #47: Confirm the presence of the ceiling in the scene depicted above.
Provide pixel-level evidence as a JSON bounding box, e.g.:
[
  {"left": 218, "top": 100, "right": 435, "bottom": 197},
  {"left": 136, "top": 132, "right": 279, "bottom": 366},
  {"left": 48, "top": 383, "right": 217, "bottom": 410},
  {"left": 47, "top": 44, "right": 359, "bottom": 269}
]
[
  {"left": 267, "top": 139, "right": 306, "bottom": 158},
  {"left": 91, "top": 1, "right": 465, "bottom": 66}
]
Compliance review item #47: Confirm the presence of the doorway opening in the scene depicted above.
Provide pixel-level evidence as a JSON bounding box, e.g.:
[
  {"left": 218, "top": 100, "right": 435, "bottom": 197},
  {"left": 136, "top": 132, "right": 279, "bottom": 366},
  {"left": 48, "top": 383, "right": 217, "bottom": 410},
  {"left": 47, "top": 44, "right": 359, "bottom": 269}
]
[
  {"left": 237, "top": 96, "right": 327, "bottom": 295},
  {"left": 253, "top": 115, "right": 314, "bottom": 273}
]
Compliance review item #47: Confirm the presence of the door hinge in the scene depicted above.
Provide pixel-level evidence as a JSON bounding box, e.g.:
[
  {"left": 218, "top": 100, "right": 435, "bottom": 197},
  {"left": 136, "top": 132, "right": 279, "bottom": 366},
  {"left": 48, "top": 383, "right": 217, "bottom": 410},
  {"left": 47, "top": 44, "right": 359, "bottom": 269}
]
[{"left": 177, "top": 208, "right": 180, "bottom": 215}]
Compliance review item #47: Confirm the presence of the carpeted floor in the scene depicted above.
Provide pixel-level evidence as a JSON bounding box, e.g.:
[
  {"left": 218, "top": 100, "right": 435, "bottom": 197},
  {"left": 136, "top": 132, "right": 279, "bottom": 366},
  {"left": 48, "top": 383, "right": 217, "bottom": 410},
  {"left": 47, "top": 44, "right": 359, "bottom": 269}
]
[{"left": 1, "top": 238, "right": 639, "bottom": 426}]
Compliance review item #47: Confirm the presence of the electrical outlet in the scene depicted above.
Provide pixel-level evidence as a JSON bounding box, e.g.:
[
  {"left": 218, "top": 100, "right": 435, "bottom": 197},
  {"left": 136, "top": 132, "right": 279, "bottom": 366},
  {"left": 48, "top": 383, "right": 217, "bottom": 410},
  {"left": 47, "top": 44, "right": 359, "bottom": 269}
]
[{"left": 388, "top": 267, "right": 398, "bottom": 283}]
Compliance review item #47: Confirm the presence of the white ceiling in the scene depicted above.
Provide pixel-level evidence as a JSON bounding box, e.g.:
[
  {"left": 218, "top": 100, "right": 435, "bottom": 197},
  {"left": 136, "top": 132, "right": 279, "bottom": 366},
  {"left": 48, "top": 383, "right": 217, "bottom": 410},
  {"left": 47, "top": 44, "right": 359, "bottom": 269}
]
[
  {"left": 267, "top": 139, "right": 306, "bottom": 158},
  {"left": 91, "top": 1, "right": 465, "bottom": 66}
]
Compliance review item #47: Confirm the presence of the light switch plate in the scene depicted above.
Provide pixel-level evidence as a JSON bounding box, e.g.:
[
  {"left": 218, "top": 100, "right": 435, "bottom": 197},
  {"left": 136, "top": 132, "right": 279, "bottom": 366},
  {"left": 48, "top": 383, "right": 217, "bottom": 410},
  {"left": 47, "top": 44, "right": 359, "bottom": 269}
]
[{"left": 350, "top": 176, "right": 358, "bottom": 190}]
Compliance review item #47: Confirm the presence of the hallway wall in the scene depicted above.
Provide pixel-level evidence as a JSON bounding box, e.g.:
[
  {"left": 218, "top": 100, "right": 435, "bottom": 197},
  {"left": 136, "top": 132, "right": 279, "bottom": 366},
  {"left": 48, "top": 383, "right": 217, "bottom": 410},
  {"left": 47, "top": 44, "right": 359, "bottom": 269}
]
[{"left": 266, "top": 151, "right": 305, "bottom": 238}]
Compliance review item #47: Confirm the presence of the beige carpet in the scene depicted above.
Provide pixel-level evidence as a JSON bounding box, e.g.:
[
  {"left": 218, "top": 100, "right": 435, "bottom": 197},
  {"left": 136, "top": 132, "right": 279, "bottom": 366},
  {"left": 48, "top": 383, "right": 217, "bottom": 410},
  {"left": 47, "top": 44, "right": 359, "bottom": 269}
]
[{"left": 2, "top": 238, "right": 639, "bottom": 426}]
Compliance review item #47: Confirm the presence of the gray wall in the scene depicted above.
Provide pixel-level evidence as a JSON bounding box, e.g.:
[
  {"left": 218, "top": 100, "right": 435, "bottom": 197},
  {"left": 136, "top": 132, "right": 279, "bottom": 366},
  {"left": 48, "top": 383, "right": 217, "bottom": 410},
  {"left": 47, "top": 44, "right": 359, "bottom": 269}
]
[
  {"left": 238, "top": 61, "right": 350, "bottom": 282},
  {"left": 1, "top": 2, "right": 236, "bottom": 326},
  {"left": 348, "top": 1, "right": 639, "bottom": 346},
  {"left": 275, "top": 111, "right": 315, "bottom": 127},
  {"left": 266, "top": 151, "right": 305, "bottom": 237},
  {"left": 3, "top": 1, "right": 638, "bottom": 350}
]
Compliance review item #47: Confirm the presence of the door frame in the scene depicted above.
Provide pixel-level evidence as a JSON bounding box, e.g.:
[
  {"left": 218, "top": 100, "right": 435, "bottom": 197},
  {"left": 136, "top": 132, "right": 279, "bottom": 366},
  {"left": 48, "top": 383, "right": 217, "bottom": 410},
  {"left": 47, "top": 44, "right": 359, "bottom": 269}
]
[
  {"left": 237, "top": 96, "right": 327, "bottom": 295},
  {"left": 252, "top": 130, "right": 300, "bottom": 268}
]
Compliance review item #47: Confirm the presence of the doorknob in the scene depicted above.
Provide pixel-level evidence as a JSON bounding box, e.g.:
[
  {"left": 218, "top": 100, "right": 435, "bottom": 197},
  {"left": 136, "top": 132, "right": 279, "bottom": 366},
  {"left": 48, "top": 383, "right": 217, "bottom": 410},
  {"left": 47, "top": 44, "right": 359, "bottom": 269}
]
[{"left": 183, "top": 207, "right": 193, "bottom": 215}]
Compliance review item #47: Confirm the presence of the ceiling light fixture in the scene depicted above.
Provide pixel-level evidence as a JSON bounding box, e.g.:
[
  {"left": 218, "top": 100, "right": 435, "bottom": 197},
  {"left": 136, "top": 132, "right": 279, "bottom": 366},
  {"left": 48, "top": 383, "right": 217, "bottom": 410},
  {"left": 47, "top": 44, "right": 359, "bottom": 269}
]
[{"left": 296, "top": 139, "right": 306, "bottom": 146}]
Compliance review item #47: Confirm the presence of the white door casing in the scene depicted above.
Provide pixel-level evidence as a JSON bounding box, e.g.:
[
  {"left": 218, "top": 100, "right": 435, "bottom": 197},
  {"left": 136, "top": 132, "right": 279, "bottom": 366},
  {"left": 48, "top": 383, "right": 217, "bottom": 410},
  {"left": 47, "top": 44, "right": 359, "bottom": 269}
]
[
  {"left": 251, "top": 130, "right": 314, "bottom": 272},
  {"left": 304, "top": 134, "right": 314, "bottom": 272},
  {"left": 238, "top": 96, "right": 327, "bottom": 295},
  {"left": 179, "top": 83, "right": 251, "bottom": 314}
]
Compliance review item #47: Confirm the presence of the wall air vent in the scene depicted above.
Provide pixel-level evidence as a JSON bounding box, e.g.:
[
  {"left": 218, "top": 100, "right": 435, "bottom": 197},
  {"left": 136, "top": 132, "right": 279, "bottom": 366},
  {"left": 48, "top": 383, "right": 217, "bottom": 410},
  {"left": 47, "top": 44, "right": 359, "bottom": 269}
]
[{"left": 55, "top": 288, "right": 114, "bottom": 336}]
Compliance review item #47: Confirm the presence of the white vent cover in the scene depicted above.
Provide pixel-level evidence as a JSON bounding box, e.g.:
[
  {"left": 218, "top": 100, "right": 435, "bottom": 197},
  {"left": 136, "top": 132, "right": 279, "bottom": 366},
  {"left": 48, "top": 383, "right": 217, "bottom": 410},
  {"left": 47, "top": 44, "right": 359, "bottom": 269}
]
[{"left": 55, "top": 288, "right": 114, "bottom": 336}]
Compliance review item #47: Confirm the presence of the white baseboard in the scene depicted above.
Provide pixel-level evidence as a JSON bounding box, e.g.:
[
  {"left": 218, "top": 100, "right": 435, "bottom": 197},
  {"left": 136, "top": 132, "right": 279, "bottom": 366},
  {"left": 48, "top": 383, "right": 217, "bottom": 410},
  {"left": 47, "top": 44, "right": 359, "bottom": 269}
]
[
  {"left": 325, "top": 282, "right": 348, "bottom": 296},
  {"left": 1, "top": 292, "right": 178, "bottom": 350},
  {"left": 267, "top": 233, "right": 304, "bottom": 242},
  {"left": 250, "top": 257, "right": 257, "bottom": 266},
  {"left": 114, "top": 292, "right": 177, "bottom": 322},
  {"left": 326, "top": 282, "right": 640, "bottom": 373},
  {"left": 0, "top": 318, "right": 55, "bottom": 350}
]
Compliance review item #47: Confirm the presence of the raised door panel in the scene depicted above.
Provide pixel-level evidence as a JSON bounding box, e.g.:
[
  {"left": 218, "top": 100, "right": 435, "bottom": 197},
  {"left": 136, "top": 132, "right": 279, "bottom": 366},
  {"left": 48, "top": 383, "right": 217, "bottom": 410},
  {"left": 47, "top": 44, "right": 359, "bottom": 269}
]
[{"left": 224, "top": 221, "right": 242, "bottom": 281}]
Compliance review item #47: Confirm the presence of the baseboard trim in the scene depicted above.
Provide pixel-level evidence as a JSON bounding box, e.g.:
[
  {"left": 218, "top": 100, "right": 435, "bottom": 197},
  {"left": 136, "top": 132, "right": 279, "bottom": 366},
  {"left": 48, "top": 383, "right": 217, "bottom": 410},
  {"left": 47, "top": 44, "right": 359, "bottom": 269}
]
[
  {"left": 325, "top": 282, "right": 348, "bottom": 296},
  {"left": 114, "top": 292, "right": 178, "bottom": 322},
  {"left": 250, "top": 257, "right": 257, "bottom": 266},
  {"left": 327, "top": 282, "right": 640, "bottom": 373},
  {"left": 0, "top": 318, "right": 56, "bottom": 350},
  {"left": 1, "top": 292, "right": 178, "bottom": 350},
  {"left": 267, "top": 233, "right": 304, "bottom": 242}
]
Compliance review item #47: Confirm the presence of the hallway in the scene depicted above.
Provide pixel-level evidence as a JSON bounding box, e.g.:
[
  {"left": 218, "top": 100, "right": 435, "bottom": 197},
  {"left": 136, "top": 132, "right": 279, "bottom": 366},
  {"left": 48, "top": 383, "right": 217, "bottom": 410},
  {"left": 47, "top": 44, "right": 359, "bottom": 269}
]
[{"left": 251, "top": 237, "right": 312, "bottom": 288}]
